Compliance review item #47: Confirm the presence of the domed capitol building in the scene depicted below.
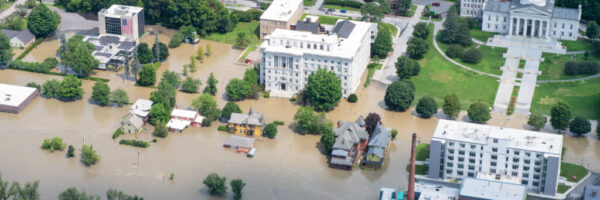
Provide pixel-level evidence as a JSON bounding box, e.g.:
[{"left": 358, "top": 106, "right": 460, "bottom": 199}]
[{"left": 460, "top": 0, "right": 581, "bottom": 41}]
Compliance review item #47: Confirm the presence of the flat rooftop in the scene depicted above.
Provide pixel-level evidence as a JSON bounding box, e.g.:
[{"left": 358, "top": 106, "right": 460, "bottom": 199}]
[
  {"left": 459, "top": 177, "right": 527, "bottom": 200},
  {"left": 432, "top": 119, "right": 563, "bottom": 155},
  {"left": 0, "top": 84, "right": 37, "bottom": 107},
  {"left": 84, "top": 34, "right": 135, "bottom": 68},
  {"left": 100, "top": 4, "right": 143, "bottom": 18},
  {"left": 260, "top": 0, "right": 302, "bottom": 22},
  {"left": 414, "top": 181, "right": 459, "bottom": 200}
]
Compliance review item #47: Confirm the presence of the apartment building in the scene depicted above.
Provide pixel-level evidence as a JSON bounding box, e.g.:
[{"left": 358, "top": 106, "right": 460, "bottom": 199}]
[
  {"left": 259, "top": 0, "right": 303, "bottom": 39},
  {"left": 428, "top": 119, "right": 563, "bottom": 196},
  {"left": 99, "top": 5, "right": 144, "bottom": 41}
]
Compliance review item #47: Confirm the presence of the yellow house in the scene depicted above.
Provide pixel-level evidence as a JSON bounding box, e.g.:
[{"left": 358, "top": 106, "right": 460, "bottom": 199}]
[{"left": 227, "top": 108, "right": 265, "bottom": 137}]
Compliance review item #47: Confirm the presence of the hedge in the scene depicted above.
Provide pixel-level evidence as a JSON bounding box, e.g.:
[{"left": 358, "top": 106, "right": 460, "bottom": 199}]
[
  {"left": 10, "top": 57, "right": 57, "bottom": 73},
  {"left": 324, "top": 0, "right": 363, "bottom": 8},
  {"left": 273, "top": 120, "right": 284, "bottom": 126},
  {"left": 15, "top": 38, "right": 44, "bottom": 61},
  {"left": 112, "top": 128, "right": 123, "bottom": 139},
  {"left": 7, "top": 67, "right": 110, "bottom": 82},
  {"left": 217, "top": 125, "right": 229, "bottom": 132},
  {"left": 119, "top": 139, "right": 150, "bottom": 148}
]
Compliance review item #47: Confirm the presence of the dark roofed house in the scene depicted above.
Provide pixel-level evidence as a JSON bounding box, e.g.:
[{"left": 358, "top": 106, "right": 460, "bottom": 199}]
[
  {"left": 227, "top": 108, "right": 265, "bottom": 137},
  {"left": 329, "top": 117, "right": 369, "bottom": 170},
  {"left": 1, "top": 29, "right": 35, "bottom": 48},
  {"left": 362, "top": 122, "right": 391, "bottom": 167},
  {"left": 292, "top": 19, "right": 322, "bottom": 34},
  {"left": 333, "top": 20, "right": 356, "bottom": 38}
]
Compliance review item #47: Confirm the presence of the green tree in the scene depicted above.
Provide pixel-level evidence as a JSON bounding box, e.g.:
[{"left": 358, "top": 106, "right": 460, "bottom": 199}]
[
  {"left": 364, "top": 112, "right": 381, "bottom": 135},
  {"left": 206, "top": 43, "right": 212, "bottom": 56},
  {"left": 221, "top": 102, "right": 242, "bottom": 120},
  {"left": 27, "top": 4, "right": 60, "bottom": 37},
  {"left": 91, "top": 81, "right": 110, "bottom": 106},
  {"left": 586, "top": 21, "right": 599, "bottom": 39},
  {"left": 569, "top": 117, "right": 591, "bottom": 136},
  {"left": 412, "top": 23, "right": 430, "bottom": 39},
  {"left": 305, "top": 69, "right": 342, "bottom": 111},
  {"left": 597, "top": 123, "right": 600, "bottom": 138},
  {"left": 192, "top": 94, "right": 221, "bottom": 122},
  {"left": 293, "top": 106, "right": 332, "bottom": 135},
  {"left": 443, "top": 94, "right": 460, "bottom": 119},
  {"left": 81, "top": 145, "right": 100, "bottom": 167},
  {"left": 440, "top": 10, "right": 460, "bottom": 44},
  {"left": 62, "top": 34, "right": 99, "bottom": 76},
  {"left": 384, "top": 80, "right": 415, "bottom": 111},
  {"left": 106, "top": 188, "right": 143, "bottom": 200},
  {"left": 189, "top": 56, "right": 197, "bottom": 72},
  {"left": 161, "top": 70, "right": 181, "bottom": 89},
  {"left": 226, "top": 79, "right": 251, "bottom": 101},
  {"left": 1, "top": 15, "right": 27, "bottom": 31},
  {"left": 152, "top": 42, "right": 169, "bottom": 61},
  {"left": 243, "top": 68, "right": 259, "bottom": 85},
  {"left": 230, "top": 179, "right": 245, "bottom": 200},
  {"left": 42, "top": 79, "right": 60, "bottom": 98},
  {"left": 66, "top": 145, "right": 75, "bottom": 158},
  {"left": 360, "top": 2, "right": 384, "bottom": 22},
  {"left": 0, "top": 31, "right": 12, "bottom": 68},
  {"left": 26, "top": 82, "right": 41, "bottom": 91},
  {"left": 371, "top": 29, "right": 393, "bottom": 58},
  {"left": 204, "top": 73, "right": 218, "bottom": 95},
  {"left": 152, "top": 120, "right": 168, "bottom": 138},
  {"left": 527, "top": 113, "right": 547, "bottom": 131},
  {"left": 149, "top": 103, "right": 170, "bottom": 125},
  {"left": 264, "top": 123, "right": 277, "bottom": 138},
  {"left": 9, "top": 180, "right": 40, "bottom": 200},
  {"left": 461, "top": 48, "right": 482, "bottom": 64},
  {"left": 236, "top": 31, "right": 248, "bottom": 47},
  {"left": 110, "top": 88, "right": 129, "bottom": 107},
  {"left": 550, "top": 102, "right": 572, "bottom": 131},
  {"left": 467, "top": 102, "right": 491, "bottom": 123},
  {"left": 456, "top": 21, "right": 472, "bottom": 47},
  {"left": 136, "top": 43, "right": 154, "bottom": 64},
  {"left": 407, "top": 37, "right": 428, "bottom": 59},
  {"left": 416, "top": 96, "right": 438, "bottom": 118},
  {"left": 137, "top": 63, "right": 157, "bottom": 86},
  {"left": 196, "top": 46, "right": 204, "bottom": 62},
  {"left": 181, "top": 77, "right": 202, "bottom": 93},
  {"left": 150, "top": 81, "right": 177, "bottom": 110},
  {"left": 58, "top": 187, "right": 96, "bottom": 200},
  {"left": 445, "top": 44, "right": 464, "bottom": 58},
  {"left": 320, "top": 128, "right": 335, "bottom": 153},
  {"left": 58, "top": 75, "right": 84, "bottom": 101},
  {"left": 203, "top": 173, "right": 227, "bottom": 196},
  {"left": 347, "top": 93, "right": 358, "bottom": 102},
  {"left": 41, "top": 137, "right": 66, "bottom": 152},
  {"left": 395, "top": 56, "right": 420, "bottom": 79},
  {"left": 396, "top": 0, "right": 412, "bottom": 16}
]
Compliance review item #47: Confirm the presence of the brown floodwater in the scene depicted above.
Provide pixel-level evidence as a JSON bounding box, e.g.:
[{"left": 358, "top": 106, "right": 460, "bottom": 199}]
[
  {"left": 0, "top": 25, "right": 598, "bottom": 199},
  {"left": 20, "top": 39, "right": 60, "bottom": 63}
]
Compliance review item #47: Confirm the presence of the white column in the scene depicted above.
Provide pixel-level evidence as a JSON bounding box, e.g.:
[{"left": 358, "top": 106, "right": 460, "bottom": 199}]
[
  {"left": 537, "top": 20, "right": 542, "bottom": 38},
  {"left": 545, "top": 21, "right": 550, "bottom": 38},
  {"left": 526, "top": 19, "right": 530, "bottom": 37},
  {"left": 516, "top": 18, "right": 521, "bottom": 36}
]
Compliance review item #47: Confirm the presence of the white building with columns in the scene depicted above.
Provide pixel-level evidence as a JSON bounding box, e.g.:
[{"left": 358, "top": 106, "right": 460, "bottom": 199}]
[
  {"left": 259, "top": 20, "right": 377, "bottom": 98},
  {"left": 464, "top": 0, "right": 581, "bottom": 41}
]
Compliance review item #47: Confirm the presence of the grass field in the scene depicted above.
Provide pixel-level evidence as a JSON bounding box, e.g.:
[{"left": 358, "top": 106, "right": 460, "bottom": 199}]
[
  {"left": 304, "top": 0, "right": 316, "bottom": 6},
  {"left": 557, "top": 183, "right": 571, "bottom": 194},
  {"left": 378, "top": 22, "right": 398, "bottom": 37},
  {"left": 405, "top": 164, "right": 429, "bottom": 175},
  {"left": 410, "top": 4, "right": 418, "bottom": 17},
  {"left": 301, "top": 13, "right": 349, "bottom": 25},
  {"left": 560, "top": 162, "right": 588, "bottom": 182},
  {"left": 416, "top": 143, "right": 430, "bottom": 161},
  {"left": 561, "top": 39, "right": 595, "bottom": 52},
  {"left": 364, "top": 63, "right": 382, "bottom": 88},
  {"left": 323, "top": 4, "right": 360, "bottom": 12},
  {"left": 412, "top": 24, "right": 499, "bottom": 109},
  {"left": 436, "top": 35, "right": 507, "bottom": 75},
  {"left": 532, "top": 78, "right": 600, "bottom": 119},
  {"left": 538, "top": 52, "right": 600, "bottom": 80},
  {"left": 421, "top": 16, "right": 442, "bottom": 21},
  {"left": 469, "top": 29, "right": 497, "bottom": 42},
  {"left": 204, "top": 21, "right": 259, "bottom": 46}
]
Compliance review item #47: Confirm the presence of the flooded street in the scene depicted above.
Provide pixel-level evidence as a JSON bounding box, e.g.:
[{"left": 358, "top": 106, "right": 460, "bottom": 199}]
[{"left": 1, "top": 25, "right": 599, "bottom": 199}]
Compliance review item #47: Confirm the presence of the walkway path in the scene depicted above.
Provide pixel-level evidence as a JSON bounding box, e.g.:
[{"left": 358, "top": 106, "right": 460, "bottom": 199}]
[
  {"left": 513, "top": 49, "right": 542, "bottom": 114},
  {"left": 492, "top": 55, "right": 518, "bottom": 113},
  {"left": 372, "top": 5, "right": 425, "bottom": 85}
]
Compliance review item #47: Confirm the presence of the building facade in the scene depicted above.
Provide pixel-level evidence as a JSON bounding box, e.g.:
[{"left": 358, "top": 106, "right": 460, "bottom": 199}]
[
  {"left": 461, "top": 0, "right": 581, "bottom": 41},
  {"left": 259, "top": 20, "right": 377, "bottom": 98},
  {"left": 1, "top": 29, "right": 35, "bottom": 48},
  {"left": 227, "top": 109, "right": 265, "bottom": 137},
  {"left": 428, "top": 120, "right": 563, "bottom": 196},
  {"left": 259, "top": 0, "right": 303, "bottom": 39},
  {"left": 99, "top": 5, "right": 144, "bottom": 41},
  {"left": 330, "top": 117, "right": 369, "bottom": 170}
]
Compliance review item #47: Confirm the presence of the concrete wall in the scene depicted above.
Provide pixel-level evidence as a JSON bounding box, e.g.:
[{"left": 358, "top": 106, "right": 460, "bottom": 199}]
[
  {"left": 550, "top": 18, "right": 579, "bottom": 41},
  {"left": 542, "top": 155, "right": 560, "bottom": 195},
  {"left": 428, "top": 139, "right": 443, "bottom": 179},
  {"left": 482, "top": 12, "right": 510, "bottom": 34},
  {"left": 460, "top": 0, "right": 485, "bottom": 18}
]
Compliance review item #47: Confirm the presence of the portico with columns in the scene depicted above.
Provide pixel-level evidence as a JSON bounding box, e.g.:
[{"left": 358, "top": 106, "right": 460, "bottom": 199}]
[{"left": 508, "top": 16, "right": 550, "bottom": 39}]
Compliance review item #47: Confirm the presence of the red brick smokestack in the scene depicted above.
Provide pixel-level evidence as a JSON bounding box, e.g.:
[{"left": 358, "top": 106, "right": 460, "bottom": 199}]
[{"left": 408, "top": 133, "right": 417, "bottom": 200}]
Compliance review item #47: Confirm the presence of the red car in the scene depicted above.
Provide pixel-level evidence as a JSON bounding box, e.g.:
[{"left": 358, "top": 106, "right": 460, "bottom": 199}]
[{"left": 432, "top": 2, "right": 440, "bottom": 6}]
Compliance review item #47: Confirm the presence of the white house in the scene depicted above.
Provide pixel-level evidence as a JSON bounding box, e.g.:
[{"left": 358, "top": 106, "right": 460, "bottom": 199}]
[{"left": 1, "top": 29, "right": 35, "bottom": 48}]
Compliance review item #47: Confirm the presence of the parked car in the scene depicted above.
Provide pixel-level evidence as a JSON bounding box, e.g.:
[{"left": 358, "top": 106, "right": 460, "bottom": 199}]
[
  {"left": 432, "top": 2, "right": 440, "bottom": 6},
  {"left": 247, "top": 148, "right": 256, "bottom": 157},
  {"left": 340, "top": 9, "right": 347, "bottom": 13},
  {"left": 327, "top": 8, "right": 335, "bottom": 12}
]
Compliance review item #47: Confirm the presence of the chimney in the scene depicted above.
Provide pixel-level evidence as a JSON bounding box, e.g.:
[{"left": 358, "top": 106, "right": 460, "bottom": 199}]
[
  {"left": 408, "top": 133, "right": 417, "bottom": 200},
  {"left": 337, "top": 120, "right": 341, "bottom": 128}
]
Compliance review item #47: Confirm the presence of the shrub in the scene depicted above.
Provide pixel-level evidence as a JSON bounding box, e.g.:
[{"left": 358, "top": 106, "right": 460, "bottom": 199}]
[
  {"left": 461, "top": 48, "right": 482, "bottom": 64},
  {"left": 347, "top": 94, "right": 358, "bottom": 103},
  {"left": 119, "top": 139, "right": 150, "bottom": 148},
  {"left": 416, "top": 96, "right": 438, "bottom": 118},
  {"left": 170, "top": 173, "right": 175, "bottom": 180},
  {"left": 569, "top": 117, "right": 591, "bottom": 136},
  {"left": 66, "top": 145, "right": 74, "bottom": 158},
  {"left": 273, "top": 120, "right": 284, "bottom": 126},
  {"left": 384, "top": 80, "right": 415, "bottom": 112},
  {"left": 263, "top": 91, "right": 270, "bottom": 98},
  {"left": 221, "top": 102, "right": 242, "bottom": 120},
  {"left": 467, "top": 102, "right": 491, "bottom": 123},
  {"left": 289, "top": 97, "right": 296, "bottom": 102},
  {"left": 527, "top": 113, "right": 547, "bottom": 131},
  {"left": 391, "top": 129, "right": 398, "bottom": 140},
  {"left": 153, "top": 120, "right": 169, "bottom": 138},
  {"left": 446, "top": 44, "right": 464, "bottom": 58},
  {"left": 264, "top": 123, "right": 277, "bottom": 138},
  {"left": 112, "top": 128, "right": 123, "bottom": 139},
  {"left": 203, "top": 173, "right": 227, "bottom": 196},
  {"left": 564, "top": 61, "right": 599, "bottom": 76},
  {"left": 407, "top": 37, "right": 428, "bottom": 59},
  {"left": 217, "top": 125, "right": 229, "bottom": 132},
  {"left": 81, "top": 145, "right": 100, "bottom": 166},
  {"left": 11, "top": 57, "right": 57, "bottom": 73},
  {"left": 323, "top": 0, "right": 363, "bottom": 8},
  {"left": 412, "top": 23, "right": 430, "bottom": 39},
  {"left": 225, "top": 79, "right": 251, "bottom": 101},
  {"left": 41, "top": 137, "right": 66, "bottom": 152}
]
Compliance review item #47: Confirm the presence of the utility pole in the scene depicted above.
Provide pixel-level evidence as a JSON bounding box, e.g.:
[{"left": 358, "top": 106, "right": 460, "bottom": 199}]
[{"left": 138, "top": 151, "right": 140, "bottom": 168}]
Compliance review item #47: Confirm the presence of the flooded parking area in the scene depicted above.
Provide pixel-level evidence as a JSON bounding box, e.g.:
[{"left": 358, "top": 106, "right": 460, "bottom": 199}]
[{"left": 1, "top": 25, "right": 599, "bottom": 199}]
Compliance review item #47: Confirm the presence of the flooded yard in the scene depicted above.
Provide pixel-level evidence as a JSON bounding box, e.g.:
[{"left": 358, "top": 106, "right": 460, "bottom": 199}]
[{"left": 1, "top": 26, "right": 599, "bottom": 199}]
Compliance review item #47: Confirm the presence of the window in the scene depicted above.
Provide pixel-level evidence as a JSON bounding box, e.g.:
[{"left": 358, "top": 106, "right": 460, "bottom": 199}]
[
  {"left": 533, "top": 182, "right": 539, "bottom": 186},
  {"left": 448, "top": 156, "right": 454, "bottom": 160},
  {"left": 458, "top": 164, "right": 464, "bottom": 169},
  {"left": 514, "top": 151, "right": 520, "bottom": 155},
  {"left": 535, "top": 168, "right": 541, "bottom": 173},
  {"left": 447, "top": 163, "right": 453, "bottom": 167},
  {"left": 469, "top": 152, "right": 476, "bottom": 157},
  {"left": 512, "top": 172, "right": 518, "bottom": 176},
  {"left": 459, "top": 150, "right": 465, "bottom": 155},
  {"left": 534, "top": 175, "right": 540, "bottom": 179},
  {"left": 490, "top": 168, "right": 496, "bottom": 173},
  {"left": 460, "top": 143, "right": 465, "bottom": 148},
  {"left": 522, "top": 180, "right": 528, "bottom": 185},
  {"left": 469, "top": 159, "right": 475, "bottom": 164},
  {"left": 513, "top": 158, "right": 519, "bottom": 163},
  {"left": 448, "top": 149, "right": 454, "bottom": 154},
  {"left": 470, "top": 145, "right": 476, "bottom": 149},
  {"left": 491, "top": 162, "right": 497, "bottom": 167},
  {"left": 512, "top": 165, "right": 518, "bottom": 169},
  {"left": 524, "top": 160, "right": 530, "bottom": 164},
  {"left": 536, "top": 154, "right": 542, "bottom": 158},
  {"left": 446, "top": 169, "right": 453, "bottom": 174},
  {"left": 491, "top": 155, "right": 497, "bottom": 160},
  {"left": 524, "top": 166, "right": 530, "bottom": 171},
  {"left": 468, "top": 165, "right": 475, "bottom": 170},
  {"left": 493, "top": 139, "right": 498, "bottom": 143},
  {"left": 523, "top": 173, "right": 529, "bottom": 178},
  {"left": 457, "top": 171, "right": 464, "bottom": 176},
  {"left": 449, "top": 142, "right": 454, "bottom": 146},
  {"left": 468, "top": 172, "right": 475, "bottom": 177},
  {"left": 492, "top": 147, "right": 498, "bottom": 152},
  {"left": 458, "top": 157, "right": 464, "bottom": 162}
]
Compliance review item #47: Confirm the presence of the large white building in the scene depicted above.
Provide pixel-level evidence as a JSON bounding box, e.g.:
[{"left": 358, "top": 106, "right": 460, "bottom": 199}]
[
  {"left": 259, "top": 20, "right": 377, "bottom": 98},
  {"left": 259, "top": 0, "right": 303, "bottom": 39},
  {"left": 461, "top": 0, "right": 581, "bottom": 41},
  {"left": 428, "top": 120, "right": 563, "bottom": 196},
  {"left": 99, "top": 5, "right": 144, "bottom": 41}
]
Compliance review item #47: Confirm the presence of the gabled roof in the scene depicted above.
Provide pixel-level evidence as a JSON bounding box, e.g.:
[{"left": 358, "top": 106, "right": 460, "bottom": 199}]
[
  {"left": 171, "top": 108, "right": 197, "bottom": 119},
  {"left": 123, "top": 112, "right": 144, "bottom": 129},
  {"left": 368, "top": 122, "right": 390, "bottom": 148},
  {"left": 355, "top": 116, "right": 366, "bottom": 127},
  {"left": 553, "top": 7, "right": 580, "bottom": 20},
  {"left": 510, "top": 0, "right": 554, "bottom": 15},
  {"left": 294, "top": 20, "right": 320, "bottom": 34},
  {"left": 228, "top": 109, "right": 264, "bottom": 126},
  {"left": 224, "top": 136, "right": 255, "bottom": 148},
  {"left": 1, "top": 29, "right": 35, "bottom": 43},
  {"left": 333, "top": 20, "right": 356, "bottom": 38},
  {"left": 483, "top": 0, "right": 511, "bottom": 13},
  {"left": 332, "top": 120, "right": 369, "bottom": 151}
]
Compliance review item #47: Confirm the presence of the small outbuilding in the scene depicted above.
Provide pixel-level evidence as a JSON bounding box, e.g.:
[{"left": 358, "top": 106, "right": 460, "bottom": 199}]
[
  {"left": 121, "top": 112, "right": 144, "bottom": 134},
  {"left": 1, "top": 29, "right": 35, "bottom": 48},
  {"left": 223, "top": 136, "right": 255, "bottom": 153},
  {"left": 130, "top": 99, "right": 153, "bottom": 120},
  {"left": 0, "top": 84, "right": 39, "bottom": 114}
]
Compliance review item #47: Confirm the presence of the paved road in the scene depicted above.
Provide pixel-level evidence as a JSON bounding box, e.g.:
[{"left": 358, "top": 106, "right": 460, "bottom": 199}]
[
  {"left": 372, "top": 5, "right": 424, "bottom": 85},
  {"left": 50, "top": 6, "right": 99, "bottom": 36},
  {"left": 0, "top": 0, "right": 26, "bottom": 20}
]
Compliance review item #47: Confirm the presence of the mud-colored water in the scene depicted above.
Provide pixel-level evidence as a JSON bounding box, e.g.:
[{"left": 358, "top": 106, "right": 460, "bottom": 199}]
[
  {"left": 20, "top": 39, "right": 60, "bottom": 63},
  {"left": 1, "top": 25, "right": 598, "bottom": 199}
]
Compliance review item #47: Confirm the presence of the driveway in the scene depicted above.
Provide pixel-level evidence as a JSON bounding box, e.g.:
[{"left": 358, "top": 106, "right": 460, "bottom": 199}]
[{"left": 50, "top": 6, "right": 99, "bottom": 36}]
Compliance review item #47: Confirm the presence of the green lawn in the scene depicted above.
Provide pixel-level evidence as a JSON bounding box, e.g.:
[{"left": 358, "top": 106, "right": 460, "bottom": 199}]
[
  {"left": 405, "top": 164, "right": 429, "bottom": 175},
  {"left": 304, "top": 0, "right": 316, "bottom": 6},
  {"left": 416, "top": 143, "right": 430, "bottom": 161},
  {"left": 538, "top": 53, "right": 600, "bottom": 80},
  {"left": 364, "top": 63, "right": 382, "bottom": 88},
  {"left": 410, "top": 4, "right": 418, "bottom": 17},
  {"left": 532, "top": 78, "right": 600, "bottom": 119},
  {"left": 436, "top": 35, "right": 506, "bottom": 75},
  {"left": 561, "top": 39, "right": 595, "bottom": 52},
  {"left": 236, "top": 43, "right": 259, "bottom": 63},
  {"left": 378, "top": 22, "right": 398, "bottom": 37},
  {"left": 560, "top": 162, "right": 588, "bottom": 182},
  {"left": 0, "top": 1, "right": 14, "bottom": 10},
  {"left": 412, "top": 24, "right": 499, "bottom": 109},
  {"left": 204, "top": 21, "right": 259, "bottom": 46},
  {"left": 557, "top": 183, "right": 571, "bottom": 194},
  {"left": 301, "top": 13, "right": 350, "bottom": 25},
  {"left": 323, "top": 4, "right": 360, "bottom": 12},
  {"left": 421, "top": 16, "right": 442, "bottom": 21},
  {"left": 469, "top": 29, "right": 497, "bottom": 42}
]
